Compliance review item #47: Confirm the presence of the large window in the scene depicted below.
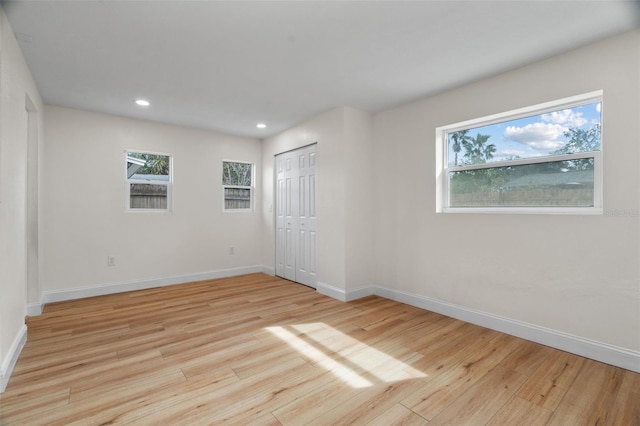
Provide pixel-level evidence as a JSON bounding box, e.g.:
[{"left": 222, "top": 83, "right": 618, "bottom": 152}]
[
  {"left": 222, "top": 161, "right": 253, "bottom": 211},
  {"left": 126, "top": 151, "right": 172, "bottom": 211},
  {"left": 436, "top": 91, "right": 602, "bottom": 213}
]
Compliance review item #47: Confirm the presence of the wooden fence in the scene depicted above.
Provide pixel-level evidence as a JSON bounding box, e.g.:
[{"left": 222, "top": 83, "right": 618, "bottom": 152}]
[
  {"left": 224, "top": 188, "right": 251, "bottom": 210},
  {"left": 130, "top": 184, "right": 167, "bottom": 209},
  {"left": 128, "top": 186, "right": 251, "bottom": 210},
  {"left": 450, "top": 187, "right": 594, "bottom": 207}
]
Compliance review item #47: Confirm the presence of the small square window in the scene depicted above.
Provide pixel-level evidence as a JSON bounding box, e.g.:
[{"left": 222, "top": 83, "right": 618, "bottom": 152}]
[
  {"left": 223, "top": 161, "right": 253, "bottom": 211},
  {"left": 126, "top": 151, "right": 172, "bottom": 211}
]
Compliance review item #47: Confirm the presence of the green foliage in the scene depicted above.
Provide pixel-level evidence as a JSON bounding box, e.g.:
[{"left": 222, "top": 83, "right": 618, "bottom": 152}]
[
  {"left": 553, "top": 124, "right": 601, "bottom": 155},
  {"left": 129, "top": 152, "right": 170, "bottom": 175},
  {"left": 449, "top": 130, "right": 471, "bottom": 166},
  {"left": 450, "top": 167, "right": 510, "bottom": 195},
  {"left": 223, "top": 162, "right": 252, "bottom": 186},
  {"left": 544, "top": 124, "right": 600, "bottom": 172},
  {"left": 461, "top": 133, "right": 496, "bottom": 165},
  {"left": 450, "top": 124, "right": 599, "bottom": 204}
]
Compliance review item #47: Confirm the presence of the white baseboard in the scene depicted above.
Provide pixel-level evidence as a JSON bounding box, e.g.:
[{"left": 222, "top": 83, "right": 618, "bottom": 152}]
[
  {"left": 42, "top": 265, "right": 265, "bottom": 304},
  {"left": 338, "top": 285, "right": 640, "bottom": 373},
  {"left": 316, "top": 281, "right": 348, "bottom": 301},
  {"left": 1, "top": 324, "right": 27, "bottom": 393},
  {"left": 261, "top": 265, "right": 276, "bottom": 276},
  {"left": 26, "top": 302, "right": 43, "bottom": 317},
  {"left": 344, "top": 285, "right": 376, "bottom": 301},
  {"left": 316, "top": 282, "right": 375, "bottom": 302}
]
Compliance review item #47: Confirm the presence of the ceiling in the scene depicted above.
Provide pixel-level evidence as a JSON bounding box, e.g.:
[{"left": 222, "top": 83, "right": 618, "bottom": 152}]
[{"left": 4, "top": 1, "right": 639, "bottom": 139}]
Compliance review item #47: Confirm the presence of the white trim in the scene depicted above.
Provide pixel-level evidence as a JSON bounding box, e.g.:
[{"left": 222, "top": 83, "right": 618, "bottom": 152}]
[
  {"left": 41, "top": 266, "right": 263, "bottom": 304},
  {"left": 316, "top": 281, "right": 348, "bottom": 302},
  {"left": 1, "top": 324, "right": 27, "bottom": 393},
  {"left": 443, "top": 207, "right": 603, "bottom": 215},
  {"left": 26, "top": 302, "right": 43, "bottom": 317},
  {"left": 344, "top": 285, "right": 376, "bottom": 301},
  {"left": 316, "top": 282, "right": 375, "bottom": 302},
  {"left": 334, "top": 285, "right": 639, "bottom": 373},
  {"left": 261, "top": 265, "right": 276, "bottom": 276},
  {"left": 446, "top": 151, "right": 598, "bottom": 173}
]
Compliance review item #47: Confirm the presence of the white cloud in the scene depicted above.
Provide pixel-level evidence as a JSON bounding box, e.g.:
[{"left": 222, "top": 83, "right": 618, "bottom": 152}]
[
  {"left": 494, "top": 149, "right": 527, "bottom": 159},
  {"left": 596, "top": 103, "right": 601, "bottom": 113},
  {"left": 541, "top": 109, "right": 587, "bottom": 127},
  {"left": 523, "top": 140, "right": 565, "bottom": 151},
  {"left": 503, "top": 122, "right": 566, "bottom": 152}
]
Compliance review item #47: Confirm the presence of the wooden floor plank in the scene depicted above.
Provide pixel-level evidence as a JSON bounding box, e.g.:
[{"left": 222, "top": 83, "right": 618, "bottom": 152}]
[
  {"left": 608, "top": 370, "right": 640, "bottom": 425},
  {"left": 517, "top": 349, "right": 586, "bottom": 411},
  {"left": 402, "top": 333, "right": 521, "bottom": 421},
  {"left": 310, "top": 380, "right": 428, "bottom": 426},
  {"left": 1, "top": 273, "right": 637, "bottom": 425},
  {"left": 548, "top": 359, "right": 628, "bottom": 425},
  {"left": 271, "top": 376, "right": 354, "bottom": 424},
  {"left": 365, "top": 403, "right": 428, "bottom": 426},
  {"left": 0, "top": 388, "right": 70, "bottom": 424},
  {"left": 428, "top": 365, "right": 529, "bottom": 425},
  {"left": 124, "top": 357, "right": 320, "bottom": 425},
  {"left": 486, "top": 396, "right": 553, "bottom": 426}
]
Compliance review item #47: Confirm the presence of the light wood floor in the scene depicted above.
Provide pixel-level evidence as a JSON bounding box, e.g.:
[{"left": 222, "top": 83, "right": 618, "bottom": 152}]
[{"left": 1, "top": 273, "right": 638, "bottom": 425}]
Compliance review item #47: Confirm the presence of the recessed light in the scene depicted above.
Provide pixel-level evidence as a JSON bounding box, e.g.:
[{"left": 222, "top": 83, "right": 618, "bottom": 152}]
[
  {"left": 256, "top": 123, "right": 267, "bottom": 129},
  {"left": 135, "top": 99, "right": 150, "bottom": 107}
]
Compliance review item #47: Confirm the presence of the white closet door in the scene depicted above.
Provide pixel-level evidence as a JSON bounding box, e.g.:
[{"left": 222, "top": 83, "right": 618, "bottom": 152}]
[
  {"left": 295, "top": 147, "right": 317, "bottom": 287},
  {"left": 275, "top": 145, "right": 317, "bottom": 288},
  {"left": 275, "top": 154, "right": 295, "bottom": 281}
]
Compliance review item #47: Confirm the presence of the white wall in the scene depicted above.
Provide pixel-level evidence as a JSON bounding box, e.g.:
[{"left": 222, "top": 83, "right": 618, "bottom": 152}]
[
  {"left": 0, "top": 6, "right": 44, "bottom": 391},
  {"left": 43, "top": 106, "right": 263, "bottom": 298},
  {"left": 261, "top": 107, "right": 374, "bottom": 295},
  {"left": 372, "top": 30, "right": 640, "bottom": 356},
  {"left": 343, "top": 107, "right": 375, "bottom": 291}
]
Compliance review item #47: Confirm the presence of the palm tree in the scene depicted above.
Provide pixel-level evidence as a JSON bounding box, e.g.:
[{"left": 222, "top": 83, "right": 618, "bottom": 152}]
[
  {"left": 449, "top": 130, "right": 471, "bottom": 166},
  {"left": 462, "top": 133, "right": 496, "bottom": 164},
  {"left": 482, "top": 141, "right": 497, "bottom": 161}
]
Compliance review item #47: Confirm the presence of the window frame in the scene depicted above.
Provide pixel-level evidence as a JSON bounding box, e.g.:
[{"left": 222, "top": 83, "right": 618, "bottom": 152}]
[
  {"left": 436, "top": 90, "right": 603, "bottom": 215},
  {"left": 125, "top": 150, "right": 173, "bottom": 212},
  {"left": 222, "top": 160, "right": 254, "bottom": 213}
]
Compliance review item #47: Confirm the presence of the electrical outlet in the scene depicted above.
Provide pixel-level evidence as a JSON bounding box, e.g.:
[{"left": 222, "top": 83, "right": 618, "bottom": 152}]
[
  {"left": 228, "top": 247, "right": 235, "bottom": 255},
  {"left": 107, "top": 256, "right": 116, "bottom": 266}
]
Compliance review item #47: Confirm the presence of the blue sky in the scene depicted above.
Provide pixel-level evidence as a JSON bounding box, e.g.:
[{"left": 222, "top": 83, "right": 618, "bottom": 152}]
[{"left": 448, "top": 102, "right": 601, "bottom": 167}]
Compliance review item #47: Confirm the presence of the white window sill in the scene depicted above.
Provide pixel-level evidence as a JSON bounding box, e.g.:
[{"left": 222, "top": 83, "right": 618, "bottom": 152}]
[{"left": 441, "top": 207, "right": 603, "bottom": 215}]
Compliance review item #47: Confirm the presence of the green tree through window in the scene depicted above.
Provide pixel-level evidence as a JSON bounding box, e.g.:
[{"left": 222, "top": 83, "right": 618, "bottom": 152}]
[
  {"left": 223, "top": 161, "right": 253, "bottom": 211},
  {"left": 438, "top": 91, "right": 602, "bottom": 211}
]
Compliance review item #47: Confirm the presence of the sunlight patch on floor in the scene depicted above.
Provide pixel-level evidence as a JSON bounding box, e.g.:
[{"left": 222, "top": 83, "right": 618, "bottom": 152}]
[{"left": 266, "top": 323, "right": 426, "bottom": 388}]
